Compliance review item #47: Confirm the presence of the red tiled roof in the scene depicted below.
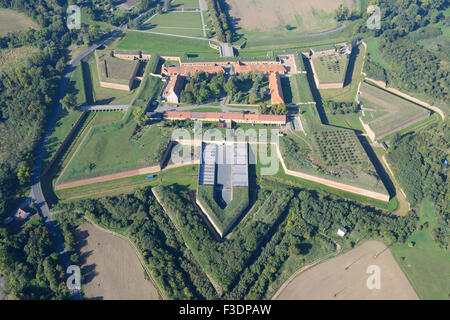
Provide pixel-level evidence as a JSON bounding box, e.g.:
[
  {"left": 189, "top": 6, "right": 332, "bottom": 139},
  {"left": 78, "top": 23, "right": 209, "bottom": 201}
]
[
  {"left": 163, "top": 64, "right": 224, "bottom": 76},
  {"left": 233, "top": 62, "right": 286, "bottom": 74},
  {"left": 163, "top": 111, "right": 286, "bottom": 124},
  {"left": 269, "top": 72, "right": 285, "bottom": 104}
]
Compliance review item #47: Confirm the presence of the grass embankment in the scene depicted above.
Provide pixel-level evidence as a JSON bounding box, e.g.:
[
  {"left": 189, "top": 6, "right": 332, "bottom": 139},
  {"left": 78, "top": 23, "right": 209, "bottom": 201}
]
[
  {"left": 197, "top": 185, "right": 249, "bottom": 236},
  {"left": 115, "top": 31, "right": 218, "bottom": 58}
]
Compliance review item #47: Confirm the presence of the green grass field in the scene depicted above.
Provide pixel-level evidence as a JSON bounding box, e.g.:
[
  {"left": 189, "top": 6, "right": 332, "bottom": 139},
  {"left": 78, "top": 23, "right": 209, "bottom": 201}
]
[
  {"left": 320, "top": 42, "right": 366, "bottom": 102},
  {"left": 131, "top": 75, "right": 163, "bottom": 109},
  {"left": 171, "top": 0, "right": 199, "bottom": 8},
  {"left": 42, "top": 110, "right": 84, "bottom": 170},
  {"left": 288, "top": 73, "right": 314, "bottom": 103},
  {"left": 68, "top": 63, "right": 88, "bottom": 107},
  {"left": 280, "top": 102, "right": 388, "bottom": 195},
  {"left": 197, "top": 185, "right": 249, "bottom": 236},
  {"left": 146, "top": 11, "right": 202, "bottom": 28},
  {"left": 58, "top": 113, "right": 172, "bottom": 183},
  {"left": 83, "top": 53, "right": 139, "bottom": 105},
  {"left": 115, "top": 31, "right": 218, "bottom": 58},
  {"left": 359, "top": 81, "right": 431, "bottom": 140},
  {"left": 391, "top": 199, "right": 450, "bottom": 299},
  {"left": 95, "top": 50, "right": 139, "bottom": 85},
  {"left": 0, "top": 8, "right": 39, "bottom": 36},
  {"left": 143, "top": 10, "right": 205, "bottom": 37},
  {"left": 311, "top": 53, "right": 349, "bottom": 84},
  {"left": 56, "top": 164, "right": 199, "bottom": 201}
]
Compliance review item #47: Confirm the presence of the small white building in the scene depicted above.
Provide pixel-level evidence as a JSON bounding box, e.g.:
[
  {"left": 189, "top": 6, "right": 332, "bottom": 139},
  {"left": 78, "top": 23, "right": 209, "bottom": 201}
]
[
  {"left": 337, "top": 227, "right": 347, "bottom": 237},
  {"left": 14, "top": 208, "right": 31, "bottom": 221}
]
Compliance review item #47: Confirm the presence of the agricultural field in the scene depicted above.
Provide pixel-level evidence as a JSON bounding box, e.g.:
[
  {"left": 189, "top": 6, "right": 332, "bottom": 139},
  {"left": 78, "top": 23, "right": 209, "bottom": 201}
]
[
  {"left": 359, "top": 81, "right": 431, "bottom": 141},
  {"left": 391, "top": 199, "right": 450, "bottom": 300},
  {"left": 311, "top": 52, "right": 349, "bottom": 85},
  {"left": 75, "top": 223, "right": 160, "bottom": 300},
  {"left": 0, "top": 8, "right": 39, "bottom": 36},
  {"left": 227, "top": 0, "right": 354, "bottom": 36},
  {"left": 57, "top": 112, "right": 172, "bottom": 184},
  {"left": 115, "top": 31, "right": 218, "bottom": 58},
  {"left": 279, "top": 104, "right": 388, "bottom": 195},
  {"left": 143, "top": 11, "right": 204, "bottom": 37},
  {"left": 276, "top": 241, "right": 418, "bottom": 300}
]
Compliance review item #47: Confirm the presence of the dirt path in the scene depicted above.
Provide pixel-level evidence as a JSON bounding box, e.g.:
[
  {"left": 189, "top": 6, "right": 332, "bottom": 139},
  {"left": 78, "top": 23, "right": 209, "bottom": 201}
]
[
  {"left": 75, "top": 223, "right": 161, "bottom": 300},
  {"left": 275, "top": 240, "right": 418, "bottom": 300}
]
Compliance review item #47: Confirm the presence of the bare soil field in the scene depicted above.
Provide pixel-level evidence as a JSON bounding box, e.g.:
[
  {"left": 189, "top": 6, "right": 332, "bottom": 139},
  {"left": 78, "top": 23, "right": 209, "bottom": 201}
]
[
  {"left": 227, "top": 0, "right": 352, "bottom": 33},
  {"left": 75, "top": 223, "right": 160, "bottom": 300},
  {"left": 276, "top": 241, "right": 418, "bottom": 300}
]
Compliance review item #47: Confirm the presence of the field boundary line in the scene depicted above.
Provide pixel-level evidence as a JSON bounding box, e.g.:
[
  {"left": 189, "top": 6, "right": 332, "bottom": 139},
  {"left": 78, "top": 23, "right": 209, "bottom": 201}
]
[{"left": 83, "top": 216, "right": 166, "bottom": 300}]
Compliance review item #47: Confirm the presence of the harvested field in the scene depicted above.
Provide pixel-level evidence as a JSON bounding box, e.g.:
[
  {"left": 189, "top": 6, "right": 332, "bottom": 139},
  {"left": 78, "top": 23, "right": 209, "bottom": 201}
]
[
  {"left": 227, "top": 0, "right": 353, "bottom": 33},
  {"left": 276, "top": 240, "right": 418, "bottom": 300},
  {"left": 75, "top": 223, "right": 160, "bottom": 300},
  {"left": 359, "top": 81, "right": 431, "bottom": 141},
  {"left": 0, "top": 9, "right": 39, "bottom": 36}
]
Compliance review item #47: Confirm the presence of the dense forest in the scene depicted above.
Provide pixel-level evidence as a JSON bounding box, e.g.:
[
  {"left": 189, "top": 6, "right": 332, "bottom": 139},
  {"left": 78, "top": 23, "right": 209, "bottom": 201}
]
[
  {"left": 0, "top": 219, "right": 70, "bottom": 299},
  {"left": 54, "top": 187, "right": 219, "bottom": 300},
  {"left": 0, "top": 0, "right": 72, "bottom": 220},
  {"left": 0, "top": 0, "right": 81, "bottom": 299},
  {"left": 387, "top": 123, "right": 449, "bottom": 249},
  {"left": 180, "top": 71, "right": 226, "bottom": 104},
  {"left": 55, "top": 184, "right": 418, "bottom": 299},
  {"left": 349, "top": 0, "right": 449, "bottom": 102}
]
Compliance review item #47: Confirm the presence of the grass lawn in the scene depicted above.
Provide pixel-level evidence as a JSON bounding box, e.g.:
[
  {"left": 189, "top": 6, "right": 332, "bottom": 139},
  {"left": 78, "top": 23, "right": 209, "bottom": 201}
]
[
  {"left": 56, "top": 164, "right": 199, "bottom": 201},
  {"left": 320, "top": 42, "right": 366, "bottom": 102},
  {"left": 288, "top": 73, "right": 314, "bottom": 103},
  {"left": 359, "top": 81, "right": 431, "bottom": 140},
  {"left": 115, "top": 31, "right": 218, "bottom": 58},
  {"left": 311, "top": 53, "right": 349, "bottom": 84},
  {"left": 391, "top": 199, "right": 450, "bottom": 300},
  {"left": 84, "top": 53, "right": 138, "bottom": 105},
  {"left": 58, "top": 114, "right": 172, "bottom": 183},
  {"left": 131, "top": 75, "right": 163, "bottom": 109},
  {"left": 146, "top": 11, "right": 202, "bottom": 29},
  {"left": 42, "top": 110, "right": 84, "bottom": 170},
  {"left": 197, "top": 185, "right": 249, "bottom": 236},
  {"left": 0, "top": 8, "right": 39, "bottom": 36},
  {"left": 68, "top": 63, "right": 88, "bottom": 107},
  {"left": 172, "top": 0, "right": 200, "bottom": 8}
]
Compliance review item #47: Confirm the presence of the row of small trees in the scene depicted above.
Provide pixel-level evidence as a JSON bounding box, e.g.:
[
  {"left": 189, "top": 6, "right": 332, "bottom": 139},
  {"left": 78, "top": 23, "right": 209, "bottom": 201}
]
[{"left": 206, "top": 0, "right": 233, "bottom": 42}]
